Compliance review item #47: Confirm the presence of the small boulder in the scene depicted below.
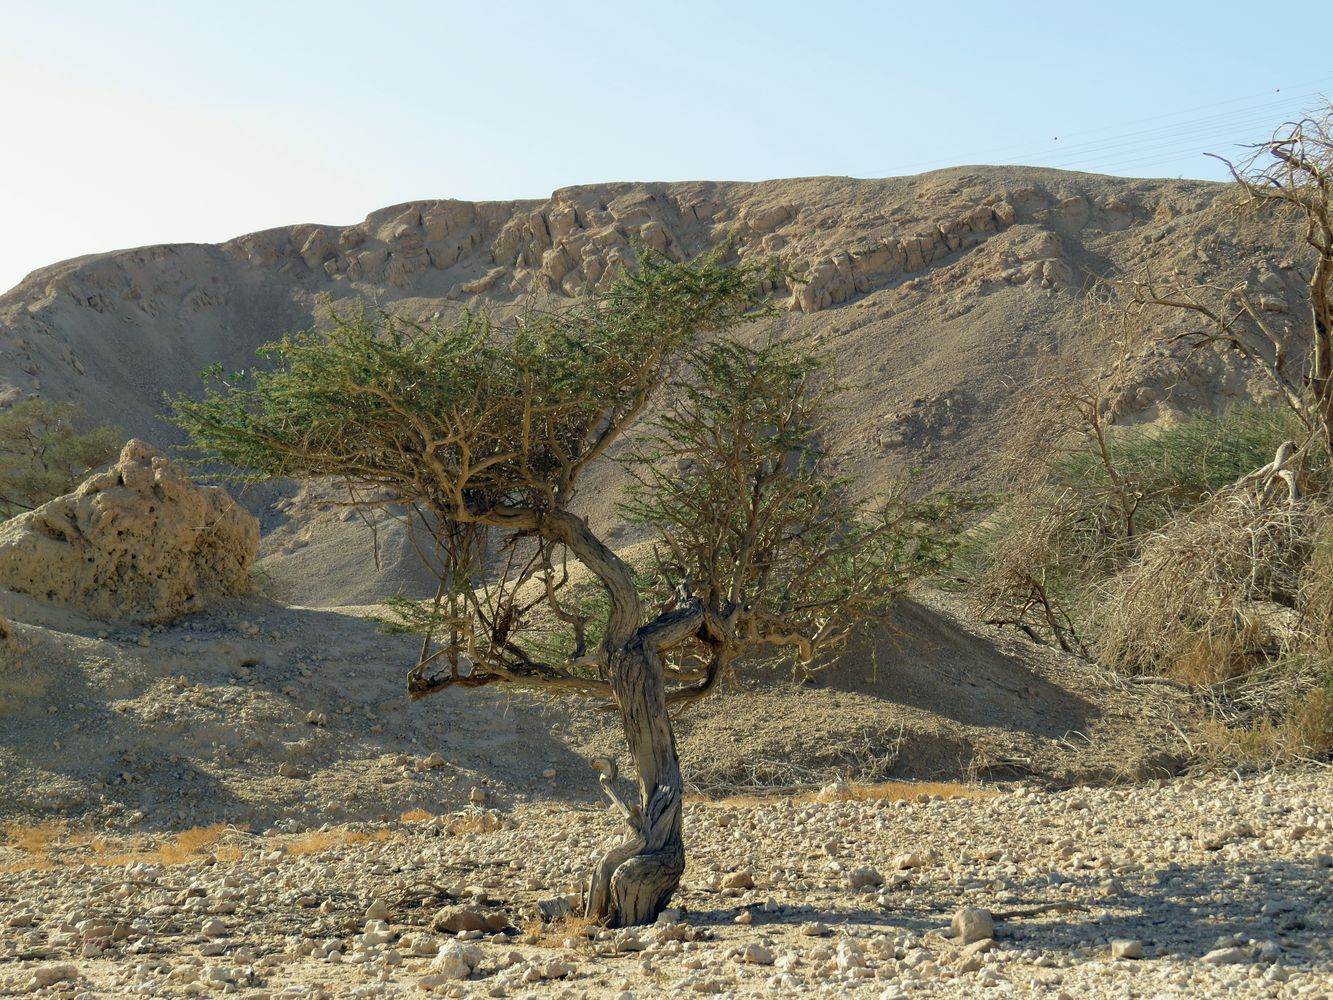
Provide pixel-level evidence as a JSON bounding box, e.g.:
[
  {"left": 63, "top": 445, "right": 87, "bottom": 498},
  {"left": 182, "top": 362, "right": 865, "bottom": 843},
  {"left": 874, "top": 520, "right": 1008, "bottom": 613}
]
[
  {"left": 950, "top": 906, "right": 995, "bottom": 944},
  {"left": 431, "top": 905, "right": 509, "bottom": 934}
]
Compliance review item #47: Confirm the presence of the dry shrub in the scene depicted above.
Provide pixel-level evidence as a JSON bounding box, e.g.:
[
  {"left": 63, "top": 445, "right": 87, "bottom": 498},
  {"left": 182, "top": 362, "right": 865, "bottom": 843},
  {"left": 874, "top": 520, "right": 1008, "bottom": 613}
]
[
  {"left": 1198, "top": 684, "right": 1333, "bottom": 764},
  {"left": 1169, "top": 630, "right": 1269, "bottom": 688},
  {"left": 1098, "top": 491, "right": 1328, "bottom": 676},
  {"left": 1303, "top": 520, "right": 1333, "bottom": 645},
  {"left": 399, "top": 808, "right": 434, "bottom": 823}
]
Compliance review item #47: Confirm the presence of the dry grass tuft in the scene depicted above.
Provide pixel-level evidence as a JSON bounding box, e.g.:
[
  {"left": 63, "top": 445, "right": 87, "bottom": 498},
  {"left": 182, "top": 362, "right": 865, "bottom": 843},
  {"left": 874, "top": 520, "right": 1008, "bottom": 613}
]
[
  {"left": 446, "top": 813, "right": 505, "bottom": 836},
  {"left": 283, "top": 829, "right": 393, "bottom": 856},
  {"left": 694, "top": 779, "right": 994, "bottom": 808},
  {"left": 399, "top": 808, "right": 434, "bottom": 823},
  {"left": 81, "top": 822, "right": 236, "bottom": 867},
  {"left": 0, "top": 820, "right": 65, "bottom": 872},
  {"left": 1198, "top": 683, "right": 1333, "bottom": 765},
  {"left": 522, "top": 909, "right": 597, "bottom": 949},
  {"left": 1, "top": 821, "right": 240, "bottom": 871},
  {"left": 2, "top": 819, "right": 66, "bottom": 854}
]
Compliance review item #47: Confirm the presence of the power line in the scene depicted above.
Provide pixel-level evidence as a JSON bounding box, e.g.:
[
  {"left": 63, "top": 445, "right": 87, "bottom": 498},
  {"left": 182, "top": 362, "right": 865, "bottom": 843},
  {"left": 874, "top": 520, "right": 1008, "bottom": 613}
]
[{"left": 894, "top": 76, "right": 1333, "bottom": 177}]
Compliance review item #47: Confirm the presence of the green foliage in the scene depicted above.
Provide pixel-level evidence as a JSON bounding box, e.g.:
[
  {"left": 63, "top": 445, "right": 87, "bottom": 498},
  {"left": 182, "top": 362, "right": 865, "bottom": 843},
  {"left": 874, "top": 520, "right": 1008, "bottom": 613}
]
[
  {"left": 621, "top": 335, "right": 971, "bottom": 668},
  {"left": 964, "top": 403, "right": 1309, "bottom": 653},
  {"left": 177, "top": 246, "right": 966, "bottom": 701},
  {"left": 1049, "top": 404, "right": 1309, "bottom": 543},
  {"left": 0, "top": 399, "right": 121, "bottom": 517},
  {"left": 172, "top": 246, "right": 776, "bottom": 507}
]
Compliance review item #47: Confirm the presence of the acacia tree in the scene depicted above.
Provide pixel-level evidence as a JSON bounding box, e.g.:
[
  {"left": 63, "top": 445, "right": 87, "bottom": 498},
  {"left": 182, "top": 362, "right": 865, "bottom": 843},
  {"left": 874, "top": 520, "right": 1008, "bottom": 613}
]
[
  {"left": 0, "top": 399, "right": 121, "bottom": 517},
  {"left": 1127, "top": 107, "right": 1333, "bottom": 490},
  {"left": 173, "top": 248, "right": 960, "bottom": 926}
]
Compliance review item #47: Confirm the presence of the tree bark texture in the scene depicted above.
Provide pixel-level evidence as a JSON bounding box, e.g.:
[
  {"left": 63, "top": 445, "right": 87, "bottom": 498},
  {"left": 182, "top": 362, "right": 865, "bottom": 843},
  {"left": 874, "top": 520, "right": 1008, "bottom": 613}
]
[
  {"left": 531, "top": 510, "right": 687, "bottom": 925},
  {"left": 585, "top": 637, "right": 685, "bottom": 926}
]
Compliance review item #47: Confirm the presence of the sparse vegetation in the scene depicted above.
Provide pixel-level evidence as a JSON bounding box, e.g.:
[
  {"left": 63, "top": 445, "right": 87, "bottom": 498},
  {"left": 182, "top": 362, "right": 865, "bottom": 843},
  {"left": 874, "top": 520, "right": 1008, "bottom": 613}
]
[
  {"left": 963, "top": 401, "right": 1305, "bottom": 654},
  {"left": 173, "top": 247, "right": 967, "bottom": 925},
  {"left": 958, "top": 107, "right": 1333, "bottom": 765},
  {"left": 0, "top": 398, "right": 120, "bottom": 517}
]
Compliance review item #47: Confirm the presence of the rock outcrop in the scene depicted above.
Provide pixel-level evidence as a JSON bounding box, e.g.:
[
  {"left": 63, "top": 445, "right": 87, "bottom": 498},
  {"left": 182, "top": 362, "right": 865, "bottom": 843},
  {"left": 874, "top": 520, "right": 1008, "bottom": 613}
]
[{"left": 0, "top": 440, "right": 258, "bottom": 622}]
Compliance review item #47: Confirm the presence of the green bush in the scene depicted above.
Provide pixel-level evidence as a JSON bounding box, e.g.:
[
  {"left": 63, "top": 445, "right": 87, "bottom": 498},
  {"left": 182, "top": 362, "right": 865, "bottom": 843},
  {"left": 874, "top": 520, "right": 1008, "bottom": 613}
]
[
  {"left": 0, "top": 399, "right": 121, "bottom": 517},
  {"left": 964, "top": 403, "right": 1310, "bottom": 653}
]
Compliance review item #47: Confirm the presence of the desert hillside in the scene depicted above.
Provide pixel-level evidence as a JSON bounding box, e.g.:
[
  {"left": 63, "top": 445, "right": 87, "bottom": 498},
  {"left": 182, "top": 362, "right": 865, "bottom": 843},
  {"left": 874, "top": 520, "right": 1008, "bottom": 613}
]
[
  {"left": 0, "top": 167, "right": 1295, "bottom": 605},
  {"left": 3, "top": 166, "right": 1330, "bottom": 999}
]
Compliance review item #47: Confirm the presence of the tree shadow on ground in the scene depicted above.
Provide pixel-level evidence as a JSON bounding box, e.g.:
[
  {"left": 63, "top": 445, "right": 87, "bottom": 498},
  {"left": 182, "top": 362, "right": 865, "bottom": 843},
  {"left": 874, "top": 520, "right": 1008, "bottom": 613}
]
[{"left": 683, "top": 853, "right": 1332, "bottom": 971}]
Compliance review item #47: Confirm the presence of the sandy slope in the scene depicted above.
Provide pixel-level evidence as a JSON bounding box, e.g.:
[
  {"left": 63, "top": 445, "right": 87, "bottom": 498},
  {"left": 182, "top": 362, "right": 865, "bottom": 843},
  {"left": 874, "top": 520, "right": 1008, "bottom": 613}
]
[{"left": 0, "top": 582, "right": 1189, "bottom": 835}]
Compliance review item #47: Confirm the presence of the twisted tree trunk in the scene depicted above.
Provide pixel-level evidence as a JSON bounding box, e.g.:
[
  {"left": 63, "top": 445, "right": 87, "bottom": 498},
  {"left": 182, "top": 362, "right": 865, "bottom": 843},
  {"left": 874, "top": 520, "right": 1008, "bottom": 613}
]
[
  {"left": 586, "top": 636, "right": 685, "bottom": 926},
  {"left": 535, "top": 510, "right": 689, "bottom": 925}
]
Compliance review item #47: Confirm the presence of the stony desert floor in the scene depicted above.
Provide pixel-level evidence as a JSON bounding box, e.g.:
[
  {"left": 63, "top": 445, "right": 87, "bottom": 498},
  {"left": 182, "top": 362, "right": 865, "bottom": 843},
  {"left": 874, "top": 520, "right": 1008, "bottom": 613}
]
[
  {"left": 1, "top": 585, "right": 1326, "bottom": 999},
  {"left": 2, "top": 768, "right": 1330, "bottom": 999}
]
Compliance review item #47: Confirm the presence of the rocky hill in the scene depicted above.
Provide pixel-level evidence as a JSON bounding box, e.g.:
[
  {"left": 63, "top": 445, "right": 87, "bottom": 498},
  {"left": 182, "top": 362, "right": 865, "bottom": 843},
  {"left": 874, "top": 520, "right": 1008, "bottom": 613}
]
[{"left": 0, "top": 167, "right": 1303, "bottom": 604}]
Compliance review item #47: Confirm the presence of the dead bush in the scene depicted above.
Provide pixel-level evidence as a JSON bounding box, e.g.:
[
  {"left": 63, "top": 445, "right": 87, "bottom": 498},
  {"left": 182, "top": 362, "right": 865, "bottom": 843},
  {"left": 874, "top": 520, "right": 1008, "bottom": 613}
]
[{"left": 1097, "top": 490, "right": 1327, "bottom": 676}]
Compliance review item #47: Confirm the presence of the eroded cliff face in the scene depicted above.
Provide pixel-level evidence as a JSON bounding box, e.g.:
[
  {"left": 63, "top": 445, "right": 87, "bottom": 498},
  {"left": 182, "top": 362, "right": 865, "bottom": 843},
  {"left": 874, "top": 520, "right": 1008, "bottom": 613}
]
[{"left": 0, "top": 167, "right": 1303, "bottom": 604}]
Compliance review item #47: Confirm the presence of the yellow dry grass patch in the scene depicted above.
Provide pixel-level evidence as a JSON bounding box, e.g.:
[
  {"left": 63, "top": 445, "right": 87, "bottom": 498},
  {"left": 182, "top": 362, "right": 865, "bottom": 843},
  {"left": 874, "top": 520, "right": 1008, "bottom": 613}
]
[
  {"left": 1, "top": 821, "right": 239, "bottom": 871},
  {"left": 522, "top": 910, "right": 597, "bottom": 950},
  {"left": 283, "top": 829, "right": 393, "bottom": 856},
  {"left": 399, "top": 808, "right": 434, "bottom": 823},
  {"left": 692, "top": 779, "right": 994, "bottom": 808}
]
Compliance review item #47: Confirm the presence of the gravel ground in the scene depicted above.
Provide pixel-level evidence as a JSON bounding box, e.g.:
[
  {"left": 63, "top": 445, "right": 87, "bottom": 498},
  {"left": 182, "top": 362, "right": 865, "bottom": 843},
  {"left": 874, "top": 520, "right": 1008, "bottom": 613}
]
[{"left": 2, "top": 768, "right": 1329, "bottom": 999}]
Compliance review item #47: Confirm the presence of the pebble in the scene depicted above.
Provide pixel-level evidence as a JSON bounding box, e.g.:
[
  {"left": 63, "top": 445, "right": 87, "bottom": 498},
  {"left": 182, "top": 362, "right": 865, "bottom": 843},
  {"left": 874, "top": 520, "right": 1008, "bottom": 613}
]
[{"left": 1111, "top": 938, "right": 1143, "bottom": 959}]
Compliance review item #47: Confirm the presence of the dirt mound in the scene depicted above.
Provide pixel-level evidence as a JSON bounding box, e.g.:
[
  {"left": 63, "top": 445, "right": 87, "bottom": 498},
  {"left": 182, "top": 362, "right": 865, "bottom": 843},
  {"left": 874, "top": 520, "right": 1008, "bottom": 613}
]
[
  {"left": 0, "top": 440, "right": 257, "bottom": 622},
  {"left": 0, "top": 584, "right": 1189, "bottom": 833}
]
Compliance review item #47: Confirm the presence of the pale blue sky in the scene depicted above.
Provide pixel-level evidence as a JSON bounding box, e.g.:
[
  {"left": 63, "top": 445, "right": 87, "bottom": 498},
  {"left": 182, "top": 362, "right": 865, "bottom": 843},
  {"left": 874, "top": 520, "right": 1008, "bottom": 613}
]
[{"left": 2, "top": 0, "right": 1330, "bottom": 293}]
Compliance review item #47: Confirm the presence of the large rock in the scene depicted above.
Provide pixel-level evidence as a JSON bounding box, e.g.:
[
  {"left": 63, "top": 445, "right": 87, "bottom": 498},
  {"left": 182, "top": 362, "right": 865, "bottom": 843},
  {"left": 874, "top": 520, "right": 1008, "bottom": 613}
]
[{"left": 0, "top": 439, "right": 258, "bottom": 622}]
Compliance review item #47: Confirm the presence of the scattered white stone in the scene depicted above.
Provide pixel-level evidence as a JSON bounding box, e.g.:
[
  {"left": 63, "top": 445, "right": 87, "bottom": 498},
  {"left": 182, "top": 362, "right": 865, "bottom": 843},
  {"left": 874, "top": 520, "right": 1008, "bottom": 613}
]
[
  {"left": 950, "top": 906, "right": 994, "bottom": 943},
  {"left": 849, "top": 866, "right": 884, "bottom": 889},
  {"left": 1111, "top": 938, "right": 1143, "bottom": 959},
  {"left": 1202, "top": 946, "right": 1249, "bottom": 964},
  {"left": 430, "top": 941, "right": 482, "bottom": 979}
]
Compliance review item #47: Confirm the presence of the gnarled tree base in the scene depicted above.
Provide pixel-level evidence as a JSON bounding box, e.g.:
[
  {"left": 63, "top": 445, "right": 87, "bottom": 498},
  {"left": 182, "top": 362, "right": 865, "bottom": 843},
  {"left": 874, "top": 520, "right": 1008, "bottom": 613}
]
[
  {"left": 585, "top": 756, "right": 685, "bottom": 926},
  {"left": 588, "top": 834, "right": 685, "bottom": 927}
]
